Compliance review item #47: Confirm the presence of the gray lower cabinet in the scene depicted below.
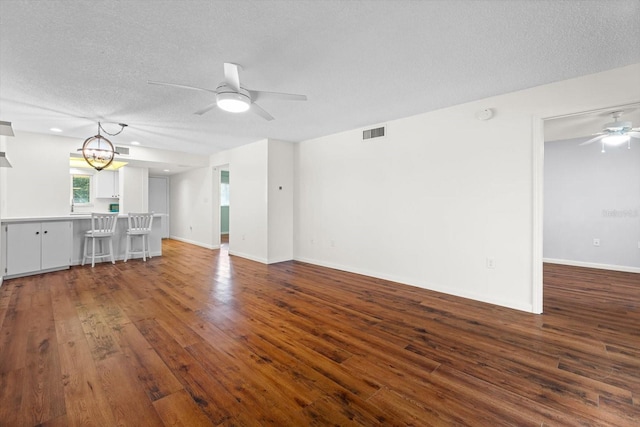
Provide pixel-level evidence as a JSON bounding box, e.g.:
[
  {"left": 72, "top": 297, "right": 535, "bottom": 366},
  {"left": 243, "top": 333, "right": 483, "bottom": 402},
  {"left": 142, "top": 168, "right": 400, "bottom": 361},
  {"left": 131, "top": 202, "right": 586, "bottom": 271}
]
[{"left": 3, "top": 221, "right": 72, "bottom": 278}]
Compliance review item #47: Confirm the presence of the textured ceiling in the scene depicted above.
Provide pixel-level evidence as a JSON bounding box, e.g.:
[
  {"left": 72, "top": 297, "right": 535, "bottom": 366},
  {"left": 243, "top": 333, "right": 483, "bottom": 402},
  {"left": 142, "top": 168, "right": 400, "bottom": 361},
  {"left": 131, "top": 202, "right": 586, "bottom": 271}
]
[{"left": 1, "top": 0, "right": 639, "bottom": 159}]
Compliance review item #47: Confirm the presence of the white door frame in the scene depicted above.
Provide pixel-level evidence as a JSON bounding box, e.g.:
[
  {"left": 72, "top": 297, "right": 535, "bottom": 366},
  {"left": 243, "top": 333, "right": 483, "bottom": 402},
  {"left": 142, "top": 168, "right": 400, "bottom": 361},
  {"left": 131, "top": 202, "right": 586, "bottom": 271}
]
[
  {"left": 148, "top": 175, "right": 170, "bottom": 238},
  {"left": 531, "top": 101, "right": 640, "bottom": 314},
  {"left": 212, "top": 163, "right": 230, "bottom": 250},
  {"left": 532, "top": 115, "right": 545, "bottom": 314}
]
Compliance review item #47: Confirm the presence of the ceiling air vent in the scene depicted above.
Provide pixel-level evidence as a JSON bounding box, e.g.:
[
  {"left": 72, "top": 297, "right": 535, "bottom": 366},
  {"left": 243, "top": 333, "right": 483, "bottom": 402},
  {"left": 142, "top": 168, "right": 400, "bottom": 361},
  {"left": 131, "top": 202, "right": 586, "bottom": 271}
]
[
  {"left": 115, "top": 146, "right": 130, "bottom": 156},
  {"left": 363, "top": 125, "right": 386, "bottom": 140}
]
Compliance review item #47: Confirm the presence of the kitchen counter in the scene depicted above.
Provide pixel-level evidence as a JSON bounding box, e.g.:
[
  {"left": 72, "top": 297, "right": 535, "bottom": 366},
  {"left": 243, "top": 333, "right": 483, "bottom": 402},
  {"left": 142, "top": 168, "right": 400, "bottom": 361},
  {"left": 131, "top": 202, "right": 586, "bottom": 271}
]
[
  {"left": 1, "top": 214, "right": 165, "bottom": 276},
  {"left": 1, "top": 213, "right": 166, "bottom": 223}
]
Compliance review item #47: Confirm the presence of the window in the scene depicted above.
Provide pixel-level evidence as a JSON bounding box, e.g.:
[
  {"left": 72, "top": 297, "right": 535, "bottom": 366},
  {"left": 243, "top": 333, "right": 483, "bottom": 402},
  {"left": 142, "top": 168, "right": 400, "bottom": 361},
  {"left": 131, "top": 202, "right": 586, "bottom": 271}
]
[
  {"left": 220, "top": 182, "right": 230, "bottom": 207},
  {"left": 72, "top": 174, "right": 92, "bottom": 204}
]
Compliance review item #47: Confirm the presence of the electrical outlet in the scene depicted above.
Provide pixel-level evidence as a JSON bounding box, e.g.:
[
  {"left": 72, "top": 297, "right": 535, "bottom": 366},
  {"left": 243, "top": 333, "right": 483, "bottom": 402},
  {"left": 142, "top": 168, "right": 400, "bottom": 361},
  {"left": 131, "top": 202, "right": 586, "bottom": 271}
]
[
  {"left": 486, "top": 257, "right": 496, "bottom": 269},
  {"left": 593, "top": 238, "right": 600, "bottom": 247}
]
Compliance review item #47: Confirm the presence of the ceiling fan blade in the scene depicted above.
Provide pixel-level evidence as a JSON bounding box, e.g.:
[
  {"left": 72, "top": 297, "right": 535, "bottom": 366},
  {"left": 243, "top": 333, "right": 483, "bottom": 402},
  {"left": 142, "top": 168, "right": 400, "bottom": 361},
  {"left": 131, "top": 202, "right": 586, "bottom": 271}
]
[
  {"left": 579, "top": 134, "right": 605, "bottom": 146},
  {"left": 224, "top": 63, "right": 241, "bottom": 91},
  {"left": 250, "top": 103, "right": 274, "bottom": 121},
  {"left": 249, "top": 90, "right": 307, "bottom": 102},
  {"left": 148, "top": 80, "right": 217, "bottom": 94},
  {"left": 194, "top": 101, "right": 218, "bottom": 116}
]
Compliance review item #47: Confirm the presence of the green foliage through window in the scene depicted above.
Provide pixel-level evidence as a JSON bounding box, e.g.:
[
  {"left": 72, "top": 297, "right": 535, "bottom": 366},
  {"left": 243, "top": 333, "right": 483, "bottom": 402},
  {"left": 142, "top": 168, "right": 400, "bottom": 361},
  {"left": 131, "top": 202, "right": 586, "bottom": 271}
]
[{"left": 72, "top": 175, "right": 91, "bottom": 204}]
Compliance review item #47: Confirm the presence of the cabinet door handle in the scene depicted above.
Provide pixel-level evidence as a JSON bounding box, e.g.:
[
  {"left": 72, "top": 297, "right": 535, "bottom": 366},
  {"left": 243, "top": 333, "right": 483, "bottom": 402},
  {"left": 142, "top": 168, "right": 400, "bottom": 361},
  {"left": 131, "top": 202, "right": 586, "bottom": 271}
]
[
  {"left": 44, "top": 230, "right": 48, "bottom": 234},
  {"left": 36, "top": 231, "right": 40, "bottom": 235}
]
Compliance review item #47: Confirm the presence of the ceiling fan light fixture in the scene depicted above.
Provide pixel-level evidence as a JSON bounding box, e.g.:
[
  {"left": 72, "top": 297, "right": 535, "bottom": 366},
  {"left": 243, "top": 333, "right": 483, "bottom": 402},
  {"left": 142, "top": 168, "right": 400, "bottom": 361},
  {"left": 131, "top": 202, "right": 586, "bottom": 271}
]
[
  {"left": 217, "top": 92, "right": 250, "bottom": 113},
  {"left": 603, "top": 120, "right": 632, "bottom": 133},
  {"left": 602, "top": 133, "right": 630, "bottom": 146}
]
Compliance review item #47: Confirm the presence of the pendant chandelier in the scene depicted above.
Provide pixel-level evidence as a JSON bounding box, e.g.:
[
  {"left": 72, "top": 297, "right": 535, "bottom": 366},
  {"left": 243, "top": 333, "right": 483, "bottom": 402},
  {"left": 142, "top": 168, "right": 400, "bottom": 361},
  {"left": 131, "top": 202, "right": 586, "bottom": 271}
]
[{"left": 79, "top": 122, "right": 126, "bottom": 171}]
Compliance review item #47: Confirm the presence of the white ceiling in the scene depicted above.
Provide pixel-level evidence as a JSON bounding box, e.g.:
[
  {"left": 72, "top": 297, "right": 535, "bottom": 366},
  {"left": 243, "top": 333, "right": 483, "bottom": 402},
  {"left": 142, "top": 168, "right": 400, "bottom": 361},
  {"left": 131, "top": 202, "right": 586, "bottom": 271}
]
[{"left": 1, "top": 0, "right": 639, "bottom": 161}]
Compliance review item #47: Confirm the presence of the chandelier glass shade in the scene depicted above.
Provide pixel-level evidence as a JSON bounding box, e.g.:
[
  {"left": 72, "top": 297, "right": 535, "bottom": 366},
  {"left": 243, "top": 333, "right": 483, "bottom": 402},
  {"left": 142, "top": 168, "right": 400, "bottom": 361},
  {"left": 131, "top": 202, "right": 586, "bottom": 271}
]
[
  {"left": 80, "top": 134, "right": 117, "bottom": 171},
  {"left": 78, "top": 122, "right": 124, "bottom": 171}
]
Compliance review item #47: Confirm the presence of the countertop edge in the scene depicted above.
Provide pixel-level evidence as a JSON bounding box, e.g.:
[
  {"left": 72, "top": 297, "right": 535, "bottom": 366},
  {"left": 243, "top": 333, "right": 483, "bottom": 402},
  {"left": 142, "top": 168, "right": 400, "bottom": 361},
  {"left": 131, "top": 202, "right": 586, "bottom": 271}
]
[{"left": 1, "top": 213, "right": 167, "bottom": 223}]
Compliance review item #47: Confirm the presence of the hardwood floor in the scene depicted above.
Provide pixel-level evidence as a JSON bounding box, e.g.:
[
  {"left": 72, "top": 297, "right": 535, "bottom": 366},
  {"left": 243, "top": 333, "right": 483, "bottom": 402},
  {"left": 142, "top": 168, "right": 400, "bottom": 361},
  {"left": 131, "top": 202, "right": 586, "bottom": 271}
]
[{"left": 0, "top": 240, "right": 639, "bottom": 426}]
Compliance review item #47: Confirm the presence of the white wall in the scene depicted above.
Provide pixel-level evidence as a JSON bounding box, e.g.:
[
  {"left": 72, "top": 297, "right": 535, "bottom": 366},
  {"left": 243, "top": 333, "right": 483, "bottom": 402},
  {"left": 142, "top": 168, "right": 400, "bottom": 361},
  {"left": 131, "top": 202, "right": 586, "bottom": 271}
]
[
  {"left": 149, "top": 176, "right": 170, "bottom": 238},
  {"left": 294, "top": 63, "right": 640, "bottom": 313},
  {"left": 0, "top": 135, "right": 7, "bottom": 287},
  {"left": 0, "top": 131, "right": 206, "bottom": 219},
  {"left": 124, "top": 145, "right": 208, "bottom": 168},
  {"left": 295, "top": 109, "right": 534, "bottom": 311},
  {"left": 544, "top": 137, "right": 640, "bottom": 271},
  {"left": 120, "top": 166, "right": 149, "bottom": 213},
  {"left": 268, "top": 140, "right": 294, "bottom": 263},
  {"left": 222, "top": 139, "right": 269, "bottom": 262},
  {"left": 168, "top": 138, "right": 294, "bottom": 262},
  {"left": 169, "top": 166, "right": 215, "bottom": 249},
  {"left": 1, "top": 132, "right": 73, "bottom": 218}
]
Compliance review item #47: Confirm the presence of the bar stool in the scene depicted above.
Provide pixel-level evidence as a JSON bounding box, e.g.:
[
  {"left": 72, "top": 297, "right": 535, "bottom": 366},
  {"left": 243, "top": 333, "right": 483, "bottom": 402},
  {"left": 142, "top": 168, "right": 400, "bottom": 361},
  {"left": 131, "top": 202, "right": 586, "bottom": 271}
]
[
  {"left": 82, "top": 212, "right": 119, "bottom": 267},
  {"left": 124, "top": 212, "right": 154, "bottom": 262}
]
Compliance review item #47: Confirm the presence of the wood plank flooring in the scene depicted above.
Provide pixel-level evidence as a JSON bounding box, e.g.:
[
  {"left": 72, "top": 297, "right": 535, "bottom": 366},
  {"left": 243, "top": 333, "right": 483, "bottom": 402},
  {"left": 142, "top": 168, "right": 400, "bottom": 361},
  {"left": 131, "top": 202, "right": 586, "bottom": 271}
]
[{"left": 0, "top": 239, "right": 639, "bottom": 426}]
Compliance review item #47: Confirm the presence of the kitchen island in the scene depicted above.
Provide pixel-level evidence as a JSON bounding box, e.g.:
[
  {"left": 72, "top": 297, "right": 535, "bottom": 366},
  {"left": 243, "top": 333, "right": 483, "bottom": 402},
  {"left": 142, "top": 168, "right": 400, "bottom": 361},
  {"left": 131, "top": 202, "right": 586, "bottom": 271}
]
[{"left": 1, "top": 213, "right": 165, "bottom": 279}]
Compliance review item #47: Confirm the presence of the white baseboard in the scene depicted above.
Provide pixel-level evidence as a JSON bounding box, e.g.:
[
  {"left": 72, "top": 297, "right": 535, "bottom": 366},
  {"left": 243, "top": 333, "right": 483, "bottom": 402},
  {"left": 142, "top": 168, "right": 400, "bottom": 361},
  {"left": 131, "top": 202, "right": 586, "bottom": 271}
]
[
  {"left": 169, "top": 236, "right": 218, "bottom": 250},
  {"left": 267, "top": 256, "right": 294, "bottom": 264},
  {"left": 4, "top": 266, "right": 70, "bottom": 280},
  {"left": 543, "top": 258, "right": 640, "bottom": 274},
  {"left": 228, "top": 250, "right": 267, "bottom": 264},
  {"left": 294, "top": 256, "right": 534, "bottom": 313}
]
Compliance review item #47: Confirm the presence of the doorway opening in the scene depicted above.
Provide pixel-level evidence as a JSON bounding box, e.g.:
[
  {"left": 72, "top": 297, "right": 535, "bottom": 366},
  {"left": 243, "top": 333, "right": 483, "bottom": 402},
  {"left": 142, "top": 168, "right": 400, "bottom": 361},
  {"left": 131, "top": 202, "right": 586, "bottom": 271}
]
[
  {"left": 537, "top": 102, "right": 640, "bottom": 313},
  {"left": 220, "top": 166, "right": 230, "bottom": 252},
  {"left": 149, "top": 176, "right": 170, "bottom": 239}
]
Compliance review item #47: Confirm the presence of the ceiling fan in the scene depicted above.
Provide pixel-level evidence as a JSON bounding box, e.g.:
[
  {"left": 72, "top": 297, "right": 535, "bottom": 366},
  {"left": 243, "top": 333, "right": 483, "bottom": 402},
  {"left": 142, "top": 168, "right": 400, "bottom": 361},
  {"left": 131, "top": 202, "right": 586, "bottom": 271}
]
[
  {"left": 579, "top": 111, "right": 640, "bottom": 152},
  {"left": 148, "top": 63, "right": 307, "bottom": 121}
]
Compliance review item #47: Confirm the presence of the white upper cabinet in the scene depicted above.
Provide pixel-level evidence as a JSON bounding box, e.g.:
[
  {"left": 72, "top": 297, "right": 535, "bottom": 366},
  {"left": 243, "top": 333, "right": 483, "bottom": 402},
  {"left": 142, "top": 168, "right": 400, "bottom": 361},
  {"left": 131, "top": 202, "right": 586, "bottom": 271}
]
[{"left": 96, "top": 170, "right": 120, "bottom": 198}]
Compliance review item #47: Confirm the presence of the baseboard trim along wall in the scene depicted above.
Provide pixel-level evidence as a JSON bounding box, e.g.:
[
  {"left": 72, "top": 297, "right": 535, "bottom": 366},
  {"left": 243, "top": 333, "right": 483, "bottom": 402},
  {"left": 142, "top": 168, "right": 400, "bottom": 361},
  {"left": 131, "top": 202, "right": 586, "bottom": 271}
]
[
  {"left": 228, "top": 250, "right": 268, "bottom": 264},
  {"left": 169, "top": 236, "right": 218, "bottom": 250},
  {"left": 543, "top": 258, "right": 640, "bottom": 274},
  {"left": 295, "top": 255, "right": 534, "bottom": 313}
]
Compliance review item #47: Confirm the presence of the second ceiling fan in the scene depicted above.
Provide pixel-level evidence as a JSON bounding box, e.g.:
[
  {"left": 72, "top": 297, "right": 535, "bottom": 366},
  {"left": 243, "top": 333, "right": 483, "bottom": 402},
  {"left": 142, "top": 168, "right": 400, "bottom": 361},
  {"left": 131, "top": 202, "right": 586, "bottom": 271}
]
[
  {"left": 579, "top": 110, "right": 640, "bottom": 152},
  {"left": 148, "top": 63, "right": 307, "bottom": 121}
]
